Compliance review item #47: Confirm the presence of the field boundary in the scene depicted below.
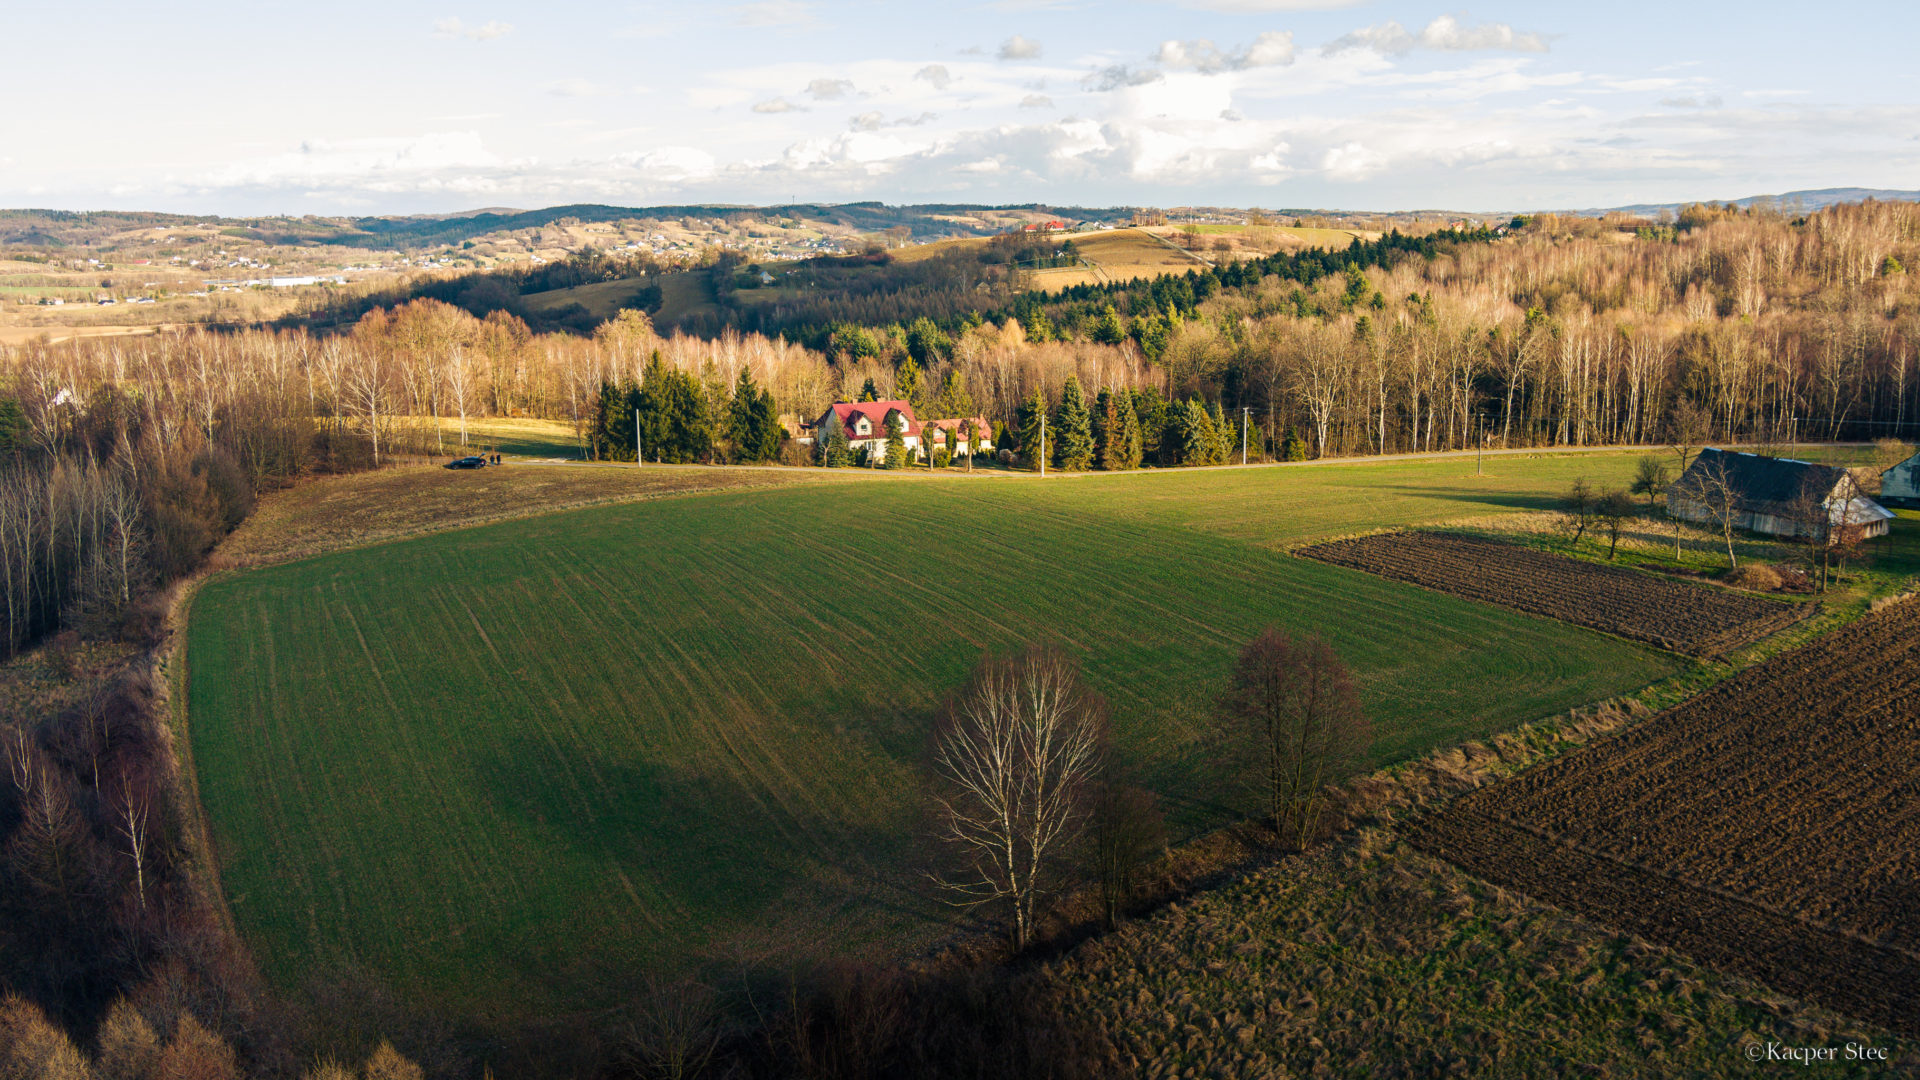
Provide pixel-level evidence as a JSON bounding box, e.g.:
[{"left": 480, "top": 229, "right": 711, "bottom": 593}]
[{"left": 1410, "top": 810, "right": 1920, "bottom": 1033}]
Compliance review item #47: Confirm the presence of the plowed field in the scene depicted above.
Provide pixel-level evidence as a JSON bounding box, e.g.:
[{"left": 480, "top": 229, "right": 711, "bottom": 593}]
[
  {"left": 1298, "top": 531, "right": 1808, "bottom": 654},
  {"left": 1416, "top": 598, "right": 1920, "bottom": 1032}
]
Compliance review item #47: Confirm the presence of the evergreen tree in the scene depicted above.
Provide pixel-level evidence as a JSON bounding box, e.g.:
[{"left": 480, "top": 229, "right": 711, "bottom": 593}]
[
  {"left": 1017, "top": 387, "right": 1048, "bottom": 469},
  {"left": 906, "top": 317, "right": 952, "bottom": 365},
  {"left": 859, "top": 377, "right": 880, "bottom": 402},
  {"left": 896, "top": 355, "right": 926, "bottom": 410},
  {"left": 1208, "top": 400, "right": 1235, "bottom": 463},
  {"left": 1092, "top": 388, "right": 1118, "bottom": 470},
  {"left": 1053, "top": 376, "right": 1094, "bottom": 471},
  {"left": 1174, "top": 398, "right": 1221, "bottom": 465},
  {"left": 1131, "top": 386, "right": 1169, "bottom": 463},
  {"left": 818, "top": 410, "right": 852, "bottom": 466},
  {"left": 1022, "top": 308, "right": 1055, "bottom": 343},
  {"left": 1281, "top": 426, "right": 1309, "bottom": 461},
  {"left": 728, "top": 368, "right": 782, "bottom": 462},
  {"left": 635, "top": 350, "right": 672, "bottom": 462},
  {"left": 1114, "top": 390, "right": 1143, "bottom": 470},
  {"left": 885, "top": 411, "right": 909, "bottom": 468},
  {"left": 1090, "top": 304, "right": 1127, "bottom": 346},
  {"left": 931, "top": 369, "right": 975, "bottom": 420}
]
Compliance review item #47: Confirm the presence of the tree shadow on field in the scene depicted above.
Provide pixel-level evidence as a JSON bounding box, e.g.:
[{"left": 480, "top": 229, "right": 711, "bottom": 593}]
[
  {"left": 463, "top": 733, "right": 951, "bottom": 1013},
  {"left": 1376, "top": 486, "right": 1562, "bottom": 513}
]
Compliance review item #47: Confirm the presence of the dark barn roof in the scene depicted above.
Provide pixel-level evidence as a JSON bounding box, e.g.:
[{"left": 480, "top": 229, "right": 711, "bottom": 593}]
[{"left": 1679, "top": 448, "right": 1850, "bottom": 516}]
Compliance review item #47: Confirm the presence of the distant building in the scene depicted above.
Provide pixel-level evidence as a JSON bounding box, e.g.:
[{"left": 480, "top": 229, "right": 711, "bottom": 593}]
[
  {"left": 1881, "top": 450, "right": 1920, "bottom": 509},
  {"left": 1668, "top": 448, "right": 1894, "bottom": 541},
  {"left": 806, "top": 401, "right": 992, "bottom": 460}
]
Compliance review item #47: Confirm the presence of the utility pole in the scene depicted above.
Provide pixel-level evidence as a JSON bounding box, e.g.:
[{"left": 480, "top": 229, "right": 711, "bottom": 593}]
[
  {"left": 1476, "top": 413, "right": 1484, "bottom": 476},
  {"left": 635, "top": 408, "right": 642, "bottom": 466},
  {"left": 1242, "top": 406, "right": 1250, "bottom": 465}
]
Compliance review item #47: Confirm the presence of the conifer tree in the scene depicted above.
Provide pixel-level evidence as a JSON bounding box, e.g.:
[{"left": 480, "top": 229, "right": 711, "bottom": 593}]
[
  {"left": 885, "top": 411, "right": 909, "bottom": 468},
  {"left": 1208, "top": 400, "right": 1235, "bottom": 464},
  {"left": 1092, "top": 387, "right": 1118, "bottom": 470},
  {"left": 1131, "top": 386, "right": 1168, "bottom": 463},
  {"left": 1090, "top": 304, "right": 1127, "bottom": 346},
  {"left": 819, "top": 412, "right": 852, "bottom": 466},
  {"left": 1115, "top": 389, "right": 1143, "bottom": 470},
  {"left": 728, "top": 368, "right": 781, "bottom": 462},
  {"left": 636, "top": 350, "right": 672, "bottom": 462},
  {"left": 896, "top": 355, "right": 926, "bottom": 410},
  {"left": 1017, "top": 387, "right": 1048, "bottom": 469},
  {"left": 859, "top": 377, "right": 880, "bottom": 402},
  {"left": 1054, "top": 375, "right": 1094, "bottom": 471},
  {"left": 1281, "top": 426, "right": 1309, "bottom": 461}
]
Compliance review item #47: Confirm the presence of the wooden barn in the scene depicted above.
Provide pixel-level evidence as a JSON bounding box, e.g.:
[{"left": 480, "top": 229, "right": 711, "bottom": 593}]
[
  {"left": 1668, "top": 448, "right": 1895, "bottom": 541},
  {"left": 1882, "top": 450, "right": 1920, "bottom": 510}
]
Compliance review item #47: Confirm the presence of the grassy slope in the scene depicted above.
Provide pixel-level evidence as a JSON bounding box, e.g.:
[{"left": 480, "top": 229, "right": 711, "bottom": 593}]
[{"left": 186, "top": 453, "right": 1680, "bottom": 1023}]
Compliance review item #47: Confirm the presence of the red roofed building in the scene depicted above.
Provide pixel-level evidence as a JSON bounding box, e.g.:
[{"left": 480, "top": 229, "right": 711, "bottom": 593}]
[{"left": 809, "top": 401, "right": 993, "bottom": 461}]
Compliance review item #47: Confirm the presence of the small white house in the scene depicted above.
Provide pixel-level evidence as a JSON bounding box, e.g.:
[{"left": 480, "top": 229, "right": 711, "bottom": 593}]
[
  {"left": 809, "top": 401, "right": 993, "bottom": 461},
  {"left": 1881, "top": 451, "right": 1920, "bottom": 510}
]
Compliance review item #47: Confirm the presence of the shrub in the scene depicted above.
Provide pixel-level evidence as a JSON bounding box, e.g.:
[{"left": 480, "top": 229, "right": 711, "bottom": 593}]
[{"left": 1724, "top": 563, "right": 1783, "bottom": 592}]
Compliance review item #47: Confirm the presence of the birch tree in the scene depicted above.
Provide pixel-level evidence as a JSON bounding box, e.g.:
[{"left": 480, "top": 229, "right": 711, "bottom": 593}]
[{"left": 929, "top": 645, "right": 1106, "bottom": 951}]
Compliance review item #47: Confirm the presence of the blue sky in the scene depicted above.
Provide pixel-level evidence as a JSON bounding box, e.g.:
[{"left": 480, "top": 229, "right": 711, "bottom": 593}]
[{"left": 5, "top": 1, "right": 1915, "bottom": 214}]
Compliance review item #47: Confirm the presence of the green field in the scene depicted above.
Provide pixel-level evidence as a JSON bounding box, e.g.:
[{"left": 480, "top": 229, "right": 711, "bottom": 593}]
[{"left": 186, "top": 453, "right": 1683, "bottom": 1024}]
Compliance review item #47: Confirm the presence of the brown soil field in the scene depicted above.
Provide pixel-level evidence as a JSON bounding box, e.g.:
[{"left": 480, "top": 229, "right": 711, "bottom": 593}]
[
  {"left": 1297, "top": 531, "right": 1809, "bottom": 655},
  {"left": 1415, "top": 597, "right": 1920, "bottom": 1033},
  {"left": 219, "top": 462, "right": 869, "bottom": 565}
]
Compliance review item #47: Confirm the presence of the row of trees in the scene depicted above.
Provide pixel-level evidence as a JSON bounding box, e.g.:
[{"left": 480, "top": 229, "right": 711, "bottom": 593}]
[
  {"left": 929, "top": 631, "right": 1368, "bottom": 952},
  {"left": 1012, "top": 377, "right": 1253, "bottom": 470},
  {"left": 586, "top": 358, "right": 783, "bottom": 464}
]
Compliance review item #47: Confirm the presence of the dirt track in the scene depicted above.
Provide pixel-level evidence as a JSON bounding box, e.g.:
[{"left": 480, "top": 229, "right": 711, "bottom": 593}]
[
  {"left": 1298, "top": 531, "right": 1809, "bottom": 655},
  {"left": 1415, "top": 598, "right": 1920, "bottom": 1033}
]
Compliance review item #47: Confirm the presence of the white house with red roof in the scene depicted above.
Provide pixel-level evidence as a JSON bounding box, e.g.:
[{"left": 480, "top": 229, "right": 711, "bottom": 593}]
[{"left": 809, "top": 401, "right": 992, "bottom": 461}]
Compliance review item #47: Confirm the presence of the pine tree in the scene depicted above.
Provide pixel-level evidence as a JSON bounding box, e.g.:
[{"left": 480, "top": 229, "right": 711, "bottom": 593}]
[
  {"left": 1054, "top": 376, "right": 1094, "bottom": 471},
  {"left": 1208, "top": 400, "right": 1235, "bottom": 464},
  {"left": 728, "top": 368, "right": 781, "bottom": 462},
  {"left": 1131, "top": 387, "right": 1168, "bottom": 463},
  {"left": 1115, "top": 389, "right": 1143, "bottom": 469},
  {"left": 885, "top": 411, "right": 909, "bottom": 468},
  {"left": 636, "top": 350, "right": 672, "bottom": 462},
  {"left": 896, "top": 355, "right": 926, "bottom": 410},
  {"left": 859, "top": 377, "right": 880, "bottom": 402},
  {"left": 819, "top": 411, "right": 852, "bottom": 466},
  {"left": 1090, "top": 304, "right": 1127, "bottom": 346},
  {"left": 1175, "top": 398, "right": 1220, "bottom": 465},
  {"left": 1017, "top": 387, "right": 1048, "bottom": 469},
  {"left": 931, "top": 369, "right": 975, "bottom": 420},
  {"left": 1092, "top": 388, "right": 1118, "bottom": 470},
  {"left": 1281, "top": 426, "right": 1309, "bottom": 461}
]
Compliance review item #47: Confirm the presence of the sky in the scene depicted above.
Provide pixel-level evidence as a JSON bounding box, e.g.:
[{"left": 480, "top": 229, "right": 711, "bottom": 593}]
[{"left": 4, "top": 0, "right": 1916, "bottom": 216}]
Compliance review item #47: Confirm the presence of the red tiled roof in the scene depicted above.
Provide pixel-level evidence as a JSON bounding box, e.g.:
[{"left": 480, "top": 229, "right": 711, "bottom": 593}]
[{"left": 821, "top": 400, "right": 920, "bottom": 441}]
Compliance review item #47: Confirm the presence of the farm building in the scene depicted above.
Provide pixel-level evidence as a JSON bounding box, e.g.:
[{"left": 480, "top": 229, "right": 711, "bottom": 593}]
[
  {"left": 1668, "top": 448, "right": 1894, "bottom": 541},
  {"left": 1881, "top": 450, "right": 1920, "bottom": 509},
  {"left": 806, "top": 401, "right": 992, "bottom": 460}
]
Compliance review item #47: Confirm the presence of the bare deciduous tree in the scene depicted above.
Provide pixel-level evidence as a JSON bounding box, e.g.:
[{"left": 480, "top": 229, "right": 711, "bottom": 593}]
[
  {"left": 1216, "top": 628, "right": 1370, "bottom": 851},
  {"left": 1596, "top": 488, "right": 1635, "bottom": 559},
  {"left": 1086, "top": 779, "right": 1162, "bottom": 930},
  {"left": 1674, "top": 453, "right": 1742, "bottom": 568},
  {"left": 929, "top": 645, "right": 1106, "bottom": 951}
]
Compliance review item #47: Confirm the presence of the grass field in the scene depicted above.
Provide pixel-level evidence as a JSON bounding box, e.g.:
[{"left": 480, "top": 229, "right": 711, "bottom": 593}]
[
  {"left": 519, "top": 271, "right": 719, "bottom": 325},
  {"left": 186, "top": 453, "right": 1686, "bottom": 1024},
  {"left": 425, "top": 415, "right": 584, "bottom": 459}
]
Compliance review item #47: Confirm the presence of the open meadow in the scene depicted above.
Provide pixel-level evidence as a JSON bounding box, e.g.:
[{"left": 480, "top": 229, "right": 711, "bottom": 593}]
[{"left": 181, "top": 451, "right": 1701, "bottom": 1027}]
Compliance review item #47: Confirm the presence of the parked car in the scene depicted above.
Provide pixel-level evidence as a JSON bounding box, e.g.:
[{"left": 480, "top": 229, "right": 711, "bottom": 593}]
[{"left": 445, "top": 456, "right": 487, "bottom": 469}]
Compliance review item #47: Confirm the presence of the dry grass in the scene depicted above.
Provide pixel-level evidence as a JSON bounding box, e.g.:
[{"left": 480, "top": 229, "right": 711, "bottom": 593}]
[{"left": 218, "top": 463, "right": 865, "bottom": 566}]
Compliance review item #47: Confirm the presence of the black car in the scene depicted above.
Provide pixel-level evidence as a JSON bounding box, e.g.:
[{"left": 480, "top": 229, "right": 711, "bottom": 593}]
[{"left": 445, "top": 456, "right": 487, "bottom": 469}]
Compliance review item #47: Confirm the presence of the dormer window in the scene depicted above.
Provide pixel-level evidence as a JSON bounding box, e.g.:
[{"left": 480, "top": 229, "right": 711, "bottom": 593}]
[{"left": 856, "top": 420, "right": 870, "bottom": 435}]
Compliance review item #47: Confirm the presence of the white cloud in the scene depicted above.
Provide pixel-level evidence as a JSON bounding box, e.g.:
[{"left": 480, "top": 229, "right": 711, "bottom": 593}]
[
  {"left": 733, "top": 0, "right": 814, "bottom": 28},
  {"left": 999, "top": 35, "right": 1043, "bottom": 60},
  {"left": 1020, "top": 94, "right": 1054, "bottom": 108},
  {"left": 548, "top": 78, "right": 606, "bottom": 98},
  {"left": 1325, "top": 16, "right": 1549, "bottom": 56},
  {"left": 753, "top": 97, "right": 803, "bottom": 113},
  {"left": 432, "top": 17, "right": 513, "bottom": 41},
  {"left": 1084, "top": 65, "right": 1162, "bottom": 92},
  {"left": 1156, "top": 31, "right": 1296, "bottom": 72},
  {"left": 915, "top": 64, "right": 954, "bottom": 90},
  {"left": 807, "top": 77, "right": 855, "bottom": 100},
  {"left": 1168, "top": 0, "right": 1361, "bottom": 9},
  {"left": 200, "top": 132, "right": 503, "bottom": 188}
]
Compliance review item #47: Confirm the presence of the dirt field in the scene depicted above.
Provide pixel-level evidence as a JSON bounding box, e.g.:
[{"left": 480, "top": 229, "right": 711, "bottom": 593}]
[
  {"left": 1297, "top": 531, "right": 1811, "bottom": 655},
  {"left": 1415, "top": 597, "right": 1920, "bottom": 1033}
]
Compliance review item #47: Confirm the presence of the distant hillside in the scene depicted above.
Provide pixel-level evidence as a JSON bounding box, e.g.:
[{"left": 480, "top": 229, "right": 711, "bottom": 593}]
[{"left": 1589, "top": 187, "right": 1920, "bottom": 217}]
